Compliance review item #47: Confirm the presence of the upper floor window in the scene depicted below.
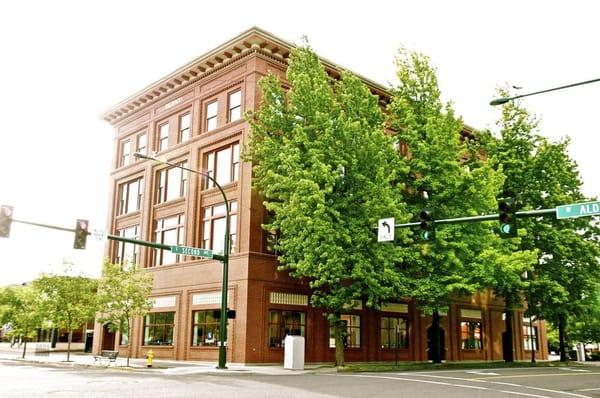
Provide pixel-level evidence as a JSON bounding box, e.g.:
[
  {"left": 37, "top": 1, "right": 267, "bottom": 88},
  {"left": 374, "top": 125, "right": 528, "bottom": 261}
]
[
  {"left": 115, "top": 225, "right": 139, "bottom": 265},
  {"left": 156, "top": 161, "right": 188, "bottom": 204},
  {"left": 179, "top": 113, "right": 191, "bottom": 143},
  {"left": 228, "top": 90, "right": 242, "bottom": 122},
  {"left": 137, "top": 133, "right": 147, "bottom": 156},
  {"left": 158, "top": 122, "right": 169, "bottom": 151},
  {"left": 202, "top": 200, "right": 237, "bottom": 255},
  {"left": 121, "top": 140, "right": 131, "bottom": 167},
  {"left": 153, "top": 214, "right": 185, "bottom": 266},
  {"left": 206, "top": 101, "right": 218, "bottom": 131},
  {"left": 118, "top": 177, "right": 143, "bottom": 215},
  {"left": 205, "top": 143, "right": 239, "bottom": 189}
]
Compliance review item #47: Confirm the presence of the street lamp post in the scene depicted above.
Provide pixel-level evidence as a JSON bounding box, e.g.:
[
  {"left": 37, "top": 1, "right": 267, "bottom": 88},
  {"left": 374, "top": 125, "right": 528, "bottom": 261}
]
[
  {"left": 134, "top": 152, "right": 230, "bottom": 369},
  {"left": 489, "top": 77, "right": 600, "bottom": 106}
]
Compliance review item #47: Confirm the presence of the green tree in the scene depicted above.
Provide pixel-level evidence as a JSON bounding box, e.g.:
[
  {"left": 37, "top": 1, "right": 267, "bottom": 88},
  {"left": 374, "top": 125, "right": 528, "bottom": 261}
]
[
  {"left": 387, "top": 48, "right": 533, "bottom": 363},
  {"left": 97, "top": 259, "right": 154, "bottom": 367},
  {"left": 246, "top": 43, "right": 411, "bottom": 367},
  {"left": 0, "top": 284, "right": 44, "bottom": 358},
  {"left": 489, "top": 90, "right": 600, "bottom": 362},
  {"left": 33, "top": 273, "right": 98, "bottom": 362}
]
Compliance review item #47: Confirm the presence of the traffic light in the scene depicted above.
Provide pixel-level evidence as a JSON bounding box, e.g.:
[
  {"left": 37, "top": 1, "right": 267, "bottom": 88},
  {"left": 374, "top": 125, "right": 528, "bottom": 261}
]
[
  {"left": 0, "top": 205, "right": 13, "bottom": 238},
  {"left": 73, "top": 219, "right": 89, "bottom": 249},
  {"left": 498, "top": 198, "right": 517, "bottom": 238},
  {"left": 419, "top": 209, "right": 435, "bottom": 241},
  {"left": 212, "top": 309, "right": 236, "bottom": 319}
]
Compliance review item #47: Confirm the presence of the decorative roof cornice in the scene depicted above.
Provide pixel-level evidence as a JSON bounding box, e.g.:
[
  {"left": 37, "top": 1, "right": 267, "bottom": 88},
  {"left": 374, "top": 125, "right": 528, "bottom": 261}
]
[{"left": 101, "top": 26, "right": 392, "bottom": 125}]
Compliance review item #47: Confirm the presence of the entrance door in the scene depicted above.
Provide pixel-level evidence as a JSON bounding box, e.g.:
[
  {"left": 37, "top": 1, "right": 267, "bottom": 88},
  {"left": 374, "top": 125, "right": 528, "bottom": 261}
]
[
  {"left": 427, "top": 326, "right": 446, "bottom": 360},
  {"left": 102, "top": 324, "right": 116, "bottom": 351}
]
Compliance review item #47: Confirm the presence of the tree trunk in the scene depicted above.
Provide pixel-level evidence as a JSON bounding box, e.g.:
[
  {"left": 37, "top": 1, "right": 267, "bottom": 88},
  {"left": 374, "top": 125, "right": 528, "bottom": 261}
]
[
  {"left": 126, "top": 318, "right": 131, "bottom": 367},
  {"left": 559, "top": 314, "right": 568, "bottom": 362},
  {"left": 431, "top": 309, "right": 442, "bottom": 364},
  {"left": 331, "top": 314, "right": 345, "bottom": 368},
  {"left": 67, "top": 330, "right": 73, "bottom": 362},
  {"left": 504, "top": 297, "right": 514, "bottom": 363},
  {"left": 22, "top": 335, "right": 27, "bottom": 359}
]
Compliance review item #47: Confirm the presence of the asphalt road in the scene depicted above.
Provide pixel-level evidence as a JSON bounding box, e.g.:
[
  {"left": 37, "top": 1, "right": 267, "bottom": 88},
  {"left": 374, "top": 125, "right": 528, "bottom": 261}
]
[{"left": 1, "top": 359, "right": 599, "bottom": 398}]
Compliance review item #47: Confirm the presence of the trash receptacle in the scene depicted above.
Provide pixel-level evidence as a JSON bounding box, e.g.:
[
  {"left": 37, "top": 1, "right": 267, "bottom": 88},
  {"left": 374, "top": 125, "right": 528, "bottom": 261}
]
[{"left": 284, "top": 335, "right": 305, "bottom": 370}]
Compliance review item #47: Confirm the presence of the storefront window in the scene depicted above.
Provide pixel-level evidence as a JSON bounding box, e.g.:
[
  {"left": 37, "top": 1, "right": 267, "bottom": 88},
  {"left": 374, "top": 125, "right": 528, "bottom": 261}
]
[
  {"left": 268, "top": 310, "right": 305, "bottom": 348},
  {"left": 380, "top": 316, "right": 408, "bottom": 349},
  {"left": 329, "top": 314, "right": 361, "bottom": 348}
]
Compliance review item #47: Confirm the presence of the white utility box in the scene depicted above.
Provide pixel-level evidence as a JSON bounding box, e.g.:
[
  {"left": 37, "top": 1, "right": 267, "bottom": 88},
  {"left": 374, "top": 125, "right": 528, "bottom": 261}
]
[{"left": 283, "top": 335, "right": 305, "bottom": 370}]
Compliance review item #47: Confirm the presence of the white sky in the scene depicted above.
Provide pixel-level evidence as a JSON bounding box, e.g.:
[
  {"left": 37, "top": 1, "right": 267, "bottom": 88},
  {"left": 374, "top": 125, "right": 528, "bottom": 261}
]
[{"left": 1, "top": 0, "right": 598, "bottom": 286}]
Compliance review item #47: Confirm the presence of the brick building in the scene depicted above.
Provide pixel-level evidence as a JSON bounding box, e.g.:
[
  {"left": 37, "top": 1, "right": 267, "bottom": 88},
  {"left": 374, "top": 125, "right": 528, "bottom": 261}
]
[{"left": 93, "top": 27, "right": 547, "bottom": 363}]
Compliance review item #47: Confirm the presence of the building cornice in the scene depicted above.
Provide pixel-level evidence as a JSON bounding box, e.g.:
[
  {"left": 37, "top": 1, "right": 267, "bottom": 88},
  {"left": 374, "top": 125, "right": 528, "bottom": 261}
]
[{"left": 101, "top": 26, "right": 392, "bottom": 125}]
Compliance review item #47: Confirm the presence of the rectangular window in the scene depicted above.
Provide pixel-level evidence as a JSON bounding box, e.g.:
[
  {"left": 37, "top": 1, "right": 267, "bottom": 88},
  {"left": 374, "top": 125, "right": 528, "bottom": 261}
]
[
  {"left": 115, "top": 225, "right": 139, "bottom": 265},
  {"left": 156, "top": 161, "right": 188, "bottom": 204},
  {"left": 228, "top": 90, "right": 242, "bottom": 122},
  {"left": 143, "top": 312, "right": 175, "bottom": 346},
  {"left": 153, "top": 214, "right": 185, "bottom": 266},
  {"left": 120, "top": 323, "right": 129, "bottom": 346},
  {"left": 268, "top": 310, "right": 306, "bottom": 348},
  {"left": 118, "top": 177, "right": 143, "bottom": 215},
  {"left": 380, "top": 316, "right": 409, "bottom": 349},
  {"left": 206, "top": 101, "right": 218, "bottom": 131},
  {"left": 202, "top": 200, "right": 237, "bottom": 255},
  {"left": 179, "top": 113, "right": 191, "bottom": 143},
  {"left": 523, "top": 318, "right": 538, "bottom": 351},
  {"left": 460, "top": 321, "right": 482, "bottom": 350},
  {"left": 191, "top": 310, "right": 220, "bottom": 347},
  {"left": 329, "top": 314, "right": 361, "bottom": 348},
  {"left": 121, "top": 140, "right": 131, "bottom": 166},
  {"left": 205, "top": 143, "right": 240, "bottom": 188},
  {"left": 137, "top": 133, "right": 147, "bottom": 156},
  {"left": 158, "top": 122, "right": 169, "bottom": 151}
]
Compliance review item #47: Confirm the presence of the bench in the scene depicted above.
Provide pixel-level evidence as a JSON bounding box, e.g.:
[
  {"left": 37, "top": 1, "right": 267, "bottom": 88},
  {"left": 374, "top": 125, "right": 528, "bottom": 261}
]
[{"left": 93, "top": 350, "right": 118, "bottom": 366}]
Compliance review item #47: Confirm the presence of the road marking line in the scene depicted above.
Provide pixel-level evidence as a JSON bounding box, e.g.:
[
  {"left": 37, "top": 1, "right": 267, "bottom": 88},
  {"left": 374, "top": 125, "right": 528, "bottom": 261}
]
[
  {"left": 577, "top": 388, "right": 600, "bottom": 392},
  {"left": 498, "top": 390, "right": 550, "bottom": 398},
  {"left": 408, "top": 374, "right": 487, "bottom": 383},
  {"left": 336, "top": 374, "right": 487, "bottom": 390},
  {"left": 559, "top": 367, "right": 591, "bottom": 372},
  {"left": 491, "top": 382, "right": 523, "bottom": 387},
  {"left": 522, "top": 386, "right": 590, "bottom": 398},
  {"left": 477, "top": 372, "right": 600, "bottom": 380}
]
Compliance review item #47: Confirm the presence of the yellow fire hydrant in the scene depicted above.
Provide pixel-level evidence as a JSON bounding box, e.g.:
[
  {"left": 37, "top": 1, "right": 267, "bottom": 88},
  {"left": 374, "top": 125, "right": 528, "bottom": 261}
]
[{"left": 145, "top": 349, "right": 154, "bottom": 368}]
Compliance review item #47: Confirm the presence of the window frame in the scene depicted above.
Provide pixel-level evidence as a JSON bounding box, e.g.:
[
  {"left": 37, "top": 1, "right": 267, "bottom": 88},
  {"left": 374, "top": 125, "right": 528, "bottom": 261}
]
[
  {"left": 204, "top": 143, "right": 240, "bottom": 189},
  {"left": 228, "top": 89, "right": 242, "bottom": 122},
  {"left": 158, "top": 122, "right": 170, "bottom": 152},
  {"left": 114, "top": 225, "right": 140, "bottom": 265},
  {"left": 523, "top": 317, "right": 538, "bottom": 351},
  {"left": 268, "top": 309, "right": 306, "bottom": 349},
  {"left": 155, "top": 161, "right": 188, "bottom": 204},
  {"left": 137, "top": 132, "right": 147, "bottom": 156},
  {"left": 120, "top": 139, "right": 131, "bottom": 167},
  {"left": 205, "top": 100, "right": 218, "bottom": 131},
  {"left": 152, "top": 214, "right": 185, "bottom": 266},
  {"left": 329, "top": 313, "right": 361, "bottom": 349},
  {"left": 201, "top": 200, "right": 237, "bottom": 255},
  {"left": 118, "top": 177, "right": 144, "bottom": 215},
  {"left": 143, "top": 311, "right": 175, "bottom": 346},
  {"left": 179, "top": 112, "right": 191, "bottom": 143},
  {"left": 191, "top": 310, "right": 220, "bottom": 347},
  {"left": 460, "top": 320, "right": 482, "bottom": 350},
  {"left": 380, "top": 315, "right": 409, "bottom": 350}
]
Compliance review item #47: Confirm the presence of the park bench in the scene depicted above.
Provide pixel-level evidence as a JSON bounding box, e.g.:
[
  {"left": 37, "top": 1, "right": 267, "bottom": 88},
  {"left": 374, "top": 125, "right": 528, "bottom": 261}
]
[{"left": 93, "top": 350, "right": 118, "bottom": 366}]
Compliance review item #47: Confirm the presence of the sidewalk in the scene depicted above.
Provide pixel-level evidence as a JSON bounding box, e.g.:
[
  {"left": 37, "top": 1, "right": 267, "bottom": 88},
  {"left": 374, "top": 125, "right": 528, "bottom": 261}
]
[{"left": 0, "top": 342, "right": 334, "bottom": 375}]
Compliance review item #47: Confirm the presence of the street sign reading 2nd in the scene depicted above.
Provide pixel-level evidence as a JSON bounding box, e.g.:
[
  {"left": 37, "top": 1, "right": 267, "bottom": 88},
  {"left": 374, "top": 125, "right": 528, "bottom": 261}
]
[
  {"left": 556, "top": 201, "right": 600, "bottom": 219},
  {"left": 171, "top": 245, "right": 213, "bottom": 259}
]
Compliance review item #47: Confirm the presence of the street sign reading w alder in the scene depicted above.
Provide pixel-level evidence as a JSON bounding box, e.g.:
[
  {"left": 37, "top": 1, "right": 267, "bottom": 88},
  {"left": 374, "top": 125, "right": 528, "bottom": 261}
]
[
  {"left": 556, "top": 201, "right": 600, "bottom": 219},
  {"left": 171, "top": 245, "right": 213, "bottom": 258}
]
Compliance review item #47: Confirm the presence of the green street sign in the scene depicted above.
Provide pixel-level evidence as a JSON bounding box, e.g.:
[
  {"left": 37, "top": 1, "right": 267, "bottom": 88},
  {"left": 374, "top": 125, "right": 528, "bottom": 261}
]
[
  {"left": 556, "top": 201, "right": 600, "bottom": 219},
  {"left": 171, "top": 245, "right": 213, "bottom": 259}
]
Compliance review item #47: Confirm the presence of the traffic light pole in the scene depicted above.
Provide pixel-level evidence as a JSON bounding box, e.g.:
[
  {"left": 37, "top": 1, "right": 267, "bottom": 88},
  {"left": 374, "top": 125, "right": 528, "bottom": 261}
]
[{"left": 389, "top": 208, "right": 556, "bottom": 229}]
